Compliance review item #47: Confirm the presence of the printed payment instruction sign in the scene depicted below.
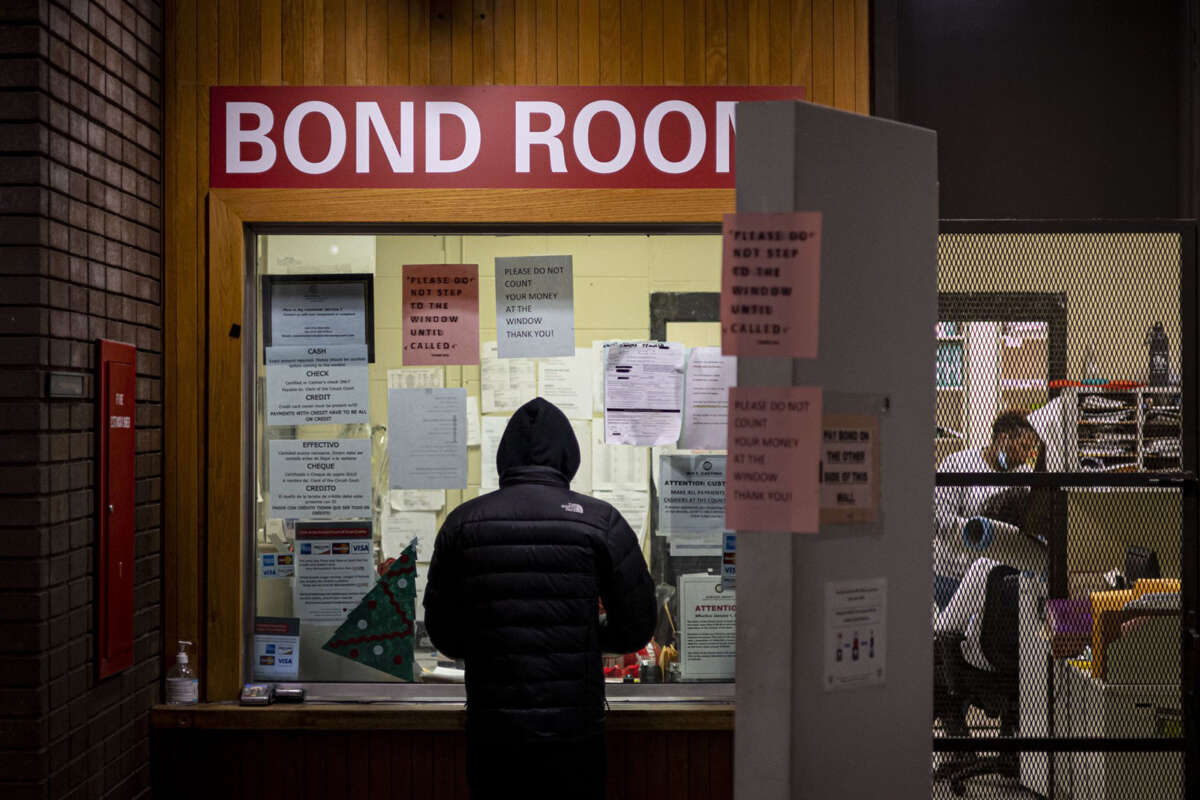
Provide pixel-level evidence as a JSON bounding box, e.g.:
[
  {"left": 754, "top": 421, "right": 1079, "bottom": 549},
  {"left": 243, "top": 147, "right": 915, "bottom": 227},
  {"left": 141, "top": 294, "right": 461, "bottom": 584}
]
[{"left": 721, "top": 212, "right": 821, "bottom": 358}]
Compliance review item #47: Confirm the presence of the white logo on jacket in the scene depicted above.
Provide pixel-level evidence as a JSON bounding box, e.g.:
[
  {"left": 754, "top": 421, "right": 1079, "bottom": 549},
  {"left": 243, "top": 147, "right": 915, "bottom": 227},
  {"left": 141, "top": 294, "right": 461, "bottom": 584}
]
[{"left": 561, "top": 503, "right": 584, "bottom": 514}]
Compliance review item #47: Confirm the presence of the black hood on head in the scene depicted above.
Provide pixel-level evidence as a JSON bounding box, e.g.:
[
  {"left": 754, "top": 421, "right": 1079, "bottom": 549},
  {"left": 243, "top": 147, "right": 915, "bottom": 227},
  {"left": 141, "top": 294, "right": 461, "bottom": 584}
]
[{"left": 497, "top": 397, "right": 580, "bottom": 481}]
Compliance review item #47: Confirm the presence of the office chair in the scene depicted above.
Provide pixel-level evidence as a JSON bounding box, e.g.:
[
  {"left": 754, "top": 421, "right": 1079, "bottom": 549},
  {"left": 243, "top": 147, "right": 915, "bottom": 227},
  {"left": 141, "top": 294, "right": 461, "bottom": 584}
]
[{"left": 934, "top": 565, "right": 1027, "bottom": 797}]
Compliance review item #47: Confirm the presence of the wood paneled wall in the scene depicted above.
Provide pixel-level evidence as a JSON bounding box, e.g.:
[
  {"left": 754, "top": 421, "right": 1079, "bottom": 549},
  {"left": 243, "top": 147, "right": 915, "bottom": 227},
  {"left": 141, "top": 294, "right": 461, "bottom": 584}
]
[
  {"left": 164, "top": 0, "right": 870, "bottom": 690},
  {"left": 152, "top": 729, "right": 733, "bottom": 800}
]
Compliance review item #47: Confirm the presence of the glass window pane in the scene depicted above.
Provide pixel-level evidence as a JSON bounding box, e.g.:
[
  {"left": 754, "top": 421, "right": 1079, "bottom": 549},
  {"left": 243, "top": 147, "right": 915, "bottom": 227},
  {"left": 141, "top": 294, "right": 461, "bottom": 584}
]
[{"left": 249, "top": 231, "right": 728, "bottom": 691}]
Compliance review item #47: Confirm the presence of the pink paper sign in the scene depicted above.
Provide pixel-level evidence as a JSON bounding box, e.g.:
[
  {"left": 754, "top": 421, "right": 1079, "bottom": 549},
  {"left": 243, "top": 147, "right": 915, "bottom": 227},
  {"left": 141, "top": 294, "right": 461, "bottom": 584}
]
[
  {"left": 721, "top": 211, "right": 821, "bottom": 358},
  {"left": 725, "top": 386, "right": 823, "bottom": 533},
  {"left": 402, "top": 264, "right": 480, "bottom": 365}
]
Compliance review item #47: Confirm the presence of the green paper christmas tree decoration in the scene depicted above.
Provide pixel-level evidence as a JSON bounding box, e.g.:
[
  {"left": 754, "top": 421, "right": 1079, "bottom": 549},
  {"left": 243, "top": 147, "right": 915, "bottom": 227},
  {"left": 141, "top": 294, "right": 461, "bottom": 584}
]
[{"left": 322, "top": 541, "right": 418, "bottom": 681}]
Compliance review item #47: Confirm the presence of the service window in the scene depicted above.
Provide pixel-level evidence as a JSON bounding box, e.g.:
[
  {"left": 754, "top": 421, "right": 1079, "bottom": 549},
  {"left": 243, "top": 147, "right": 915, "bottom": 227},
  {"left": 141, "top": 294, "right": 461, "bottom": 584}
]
[{"left": 246, "top": 229, "right": 734, "bottom": 696}]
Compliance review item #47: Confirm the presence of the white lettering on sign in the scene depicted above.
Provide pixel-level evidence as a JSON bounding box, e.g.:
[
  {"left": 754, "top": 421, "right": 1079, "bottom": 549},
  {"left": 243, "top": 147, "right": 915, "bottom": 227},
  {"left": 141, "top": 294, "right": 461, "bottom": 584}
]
[
  {"left": 355, "top": 101, "right": 414, "bottom": 173},
  {"left": 644, "top": 100, "right": 705, "bottom": 174},
  {"left": 109, "top": 415, "right": 131, "bottom": 429},
  {"left": 573, "top": 100, "right": 636, "bottom": 174},
  {"left": 715, "top": 101, "right": 736, "bottom": 173},
  {"left": 283, "top": 101, "right": 347, "bottom": 174},
  {"left": 514, "top": 101, "right": 567, "bottom": 173},
  {"left": 211, "top": 87, "right": 804, "bottom": 188},
  {"left": 115, "top": 393, "right": 125, "bottom": 406},
  {"left": 226, "top": 101, "right": 276, "bottom": 173},
  {"left": 425, "top": 102, "right": 481, "bottom": 173}
]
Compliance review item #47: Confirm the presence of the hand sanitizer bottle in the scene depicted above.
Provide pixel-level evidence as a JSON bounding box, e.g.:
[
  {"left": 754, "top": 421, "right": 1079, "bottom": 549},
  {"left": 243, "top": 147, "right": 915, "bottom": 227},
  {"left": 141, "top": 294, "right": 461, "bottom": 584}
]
[{"left": 166, "top": 640, "right": 198, "bottom": 704}]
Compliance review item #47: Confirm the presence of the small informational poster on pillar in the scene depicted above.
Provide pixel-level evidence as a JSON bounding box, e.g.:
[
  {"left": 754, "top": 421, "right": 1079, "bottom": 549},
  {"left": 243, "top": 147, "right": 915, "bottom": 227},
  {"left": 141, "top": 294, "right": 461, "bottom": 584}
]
[
  {"left": 387, "top": 388, "right": 467, "bottom": 489},
  {"left": 495, "top": 255, "right": 575, "bottom": 358},
  {"left": 678, "top": 573, "right": 736, "bottom": 681},
  {"left": 293, "top": 521, "right": 376, "bottom": 622},
  {"left": 725, "top": 386, "right": 822, "bottom": 533},
  {"left": 679, "top": 347, "right": 737, "bottom": 450},
  {"left": 263, "top": 274, "right": 373, "bottom": 354},
  {"left": 603, "top": 342, "right": 685, "bottom": 446},
  {"left": 265, "top": 345, "right": 369, "bottom": 426},
  {"left": 821, "top": 414, "right": 880, "bottom": 525},
  {"left": 268, "top": 439, "right": 372, "bottom": 519},
  {"left": 824, "top": 578, "right": 887, "bottom": 692},
  {"left": 659, "top": 454, "right": 726, "bottom": 534},
  {"left": 253, "top": 617, "right": 300, "bottom": 681},
  {"left": 721, "top": 212, "right": 821, "bottom": 358},
  {"left": 402, "top": 264, "right": 479, "bottom": 365}
]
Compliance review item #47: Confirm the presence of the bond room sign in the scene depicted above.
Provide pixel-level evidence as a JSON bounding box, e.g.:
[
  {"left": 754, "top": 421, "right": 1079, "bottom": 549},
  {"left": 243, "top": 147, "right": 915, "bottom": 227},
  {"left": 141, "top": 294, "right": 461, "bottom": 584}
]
[{"left": 210, "top": 86, "right": 803, "bottom": 190}]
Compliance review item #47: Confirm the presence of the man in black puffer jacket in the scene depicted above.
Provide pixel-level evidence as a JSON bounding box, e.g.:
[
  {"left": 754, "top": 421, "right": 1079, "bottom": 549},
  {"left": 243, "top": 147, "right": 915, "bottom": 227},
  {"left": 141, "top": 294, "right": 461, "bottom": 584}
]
[{"left": 423, "top": 397, "right": 656, "bottom": 800}]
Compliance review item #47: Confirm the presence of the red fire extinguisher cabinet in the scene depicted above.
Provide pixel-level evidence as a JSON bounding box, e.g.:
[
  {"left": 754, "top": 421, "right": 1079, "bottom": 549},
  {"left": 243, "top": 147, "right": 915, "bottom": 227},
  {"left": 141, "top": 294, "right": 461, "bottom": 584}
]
[{"left": 98, "top": 339, "right": 136, "bottom": 679}]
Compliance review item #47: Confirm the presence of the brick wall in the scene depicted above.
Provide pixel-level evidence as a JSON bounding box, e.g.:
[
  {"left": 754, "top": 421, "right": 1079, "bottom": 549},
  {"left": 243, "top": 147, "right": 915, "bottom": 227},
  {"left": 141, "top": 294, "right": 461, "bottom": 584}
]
[{"left": 0, "top": 1, "right": 163, "bottom": 798}]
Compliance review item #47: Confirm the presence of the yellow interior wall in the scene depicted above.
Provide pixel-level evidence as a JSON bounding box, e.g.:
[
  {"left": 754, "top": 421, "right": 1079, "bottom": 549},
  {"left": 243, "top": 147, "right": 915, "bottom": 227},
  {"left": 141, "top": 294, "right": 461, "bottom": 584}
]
[
  {"left": 257, "top": 232, "right": 720, "bottom": 679},
  {"left": 1067, "top": 490, "right": 1181, "bottom": 578},
  {"left": 371, "top": 233, "right": 721, "bottom": 527},
  {"left": 938, "top": 233, "right": 1182, "bottom": 380},
  {"left": 939, "top": 233, "right": 1184, "bottom": 581}
]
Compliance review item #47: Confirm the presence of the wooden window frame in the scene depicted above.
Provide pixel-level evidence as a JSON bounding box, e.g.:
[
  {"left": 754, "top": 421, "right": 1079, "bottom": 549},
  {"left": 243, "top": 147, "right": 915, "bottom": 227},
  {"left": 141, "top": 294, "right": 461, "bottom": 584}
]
[{"left": 203, "top": 187, "right": 734, "bottom": 699}]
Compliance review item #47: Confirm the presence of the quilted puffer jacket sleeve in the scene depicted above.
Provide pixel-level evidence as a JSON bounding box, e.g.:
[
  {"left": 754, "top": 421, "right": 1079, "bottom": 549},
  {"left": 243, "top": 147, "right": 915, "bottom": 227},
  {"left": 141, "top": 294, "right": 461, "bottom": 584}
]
[
  {"left": 423, "top": 514, "right": 469, "bottom": 659},
  {"left": 597, "top": 508, "right": 656, "bottom": 654}
]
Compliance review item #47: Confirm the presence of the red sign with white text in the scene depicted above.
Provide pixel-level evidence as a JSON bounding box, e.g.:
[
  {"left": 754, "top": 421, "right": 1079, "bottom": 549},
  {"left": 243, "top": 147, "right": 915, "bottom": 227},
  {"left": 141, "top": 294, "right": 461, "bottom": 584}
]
[{"left": 210, "top": 86, "right": 804, "bottom": 189}]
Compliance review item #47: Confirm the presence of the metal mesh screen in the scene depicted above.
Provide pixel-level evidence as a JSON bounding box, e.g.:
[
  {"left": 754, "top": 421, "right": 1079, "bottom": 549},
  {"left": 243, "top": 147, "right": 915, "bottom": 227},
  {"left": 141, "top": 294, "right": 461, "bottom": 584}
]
[
  {"left": 930, "top": 752, "right": 1183, "bottom": 799},
  {"left": 931, "top": 227, "right": 1188, "bottom": 799}
]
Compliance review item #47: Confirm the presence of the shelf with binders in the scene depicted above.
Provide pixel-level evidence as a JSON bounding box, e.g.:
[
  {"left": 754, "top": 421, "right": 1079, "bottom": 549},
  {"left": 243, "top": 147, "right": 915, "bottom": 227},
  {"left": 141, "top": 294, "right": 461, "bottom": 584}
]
[{"left": 1064, "top": 387, "right": 1182, "bottom": 472}]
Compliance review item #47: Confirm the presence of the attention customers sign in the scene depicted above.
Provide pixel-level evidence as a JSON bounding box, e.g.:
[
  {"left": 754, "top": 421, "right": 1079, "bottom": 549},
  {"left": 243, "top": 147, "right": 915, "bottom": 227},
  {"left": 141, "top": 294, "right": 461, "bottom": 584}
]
[{"left": 211, "top": 86, "right": 803, "bottom": 189}]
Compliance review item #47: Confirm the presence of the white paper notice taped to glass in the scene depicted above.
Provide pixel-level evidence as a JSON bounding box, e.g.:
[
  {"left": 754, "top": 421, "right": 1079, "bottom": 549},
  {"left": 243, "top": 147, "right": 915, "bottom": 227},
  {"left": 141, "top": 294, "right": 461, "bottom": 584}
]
[
  {"left": 538, "top": 348, "right": 594, "bottom": 420},
  {"left": 388, "top": 489, "right": 446, "bottom": 512},
  {"left": 268, "top": 438, "right": 372, "bottom": 519},
  {"left": 382, "top": 508, "right": 437, "bottom": 562},
  {"left": 678, "top": 573, "right": 736, "bottom": 681},
  {"left": 479, "top": 415, "right": 509, "bottom": 490},
  {"left": 592, "top": 422, "right": 649, "bottom": 491},
  {"left": 265, "top": 344, "right": 369, "bottom": 426},
  {"left": 293, "top": 521, "right": 376, "bottom": 622},
  {"left": 593, "top": 488, "right": 650, "bottom": 547},
  {"left": 570, "top": 419, "right": 593, "bottom": 493},
  {"left": 388, "top": 388, "right": 467, "bottom": 489},
  {"left": 603, "top": 342, "right": 685, "bottom": 446},
  {"left": 679, "top": 346, "right": 736, "bottom": 450},
  {"left": 259, "top": 551, "right": 294, "bottom": 579},
  {"left": 481, "top": 341, "right": 537, "bottom": 412},
  {"left": 466, "top": 395, "right": 481, "bottom": 446},
  {"left": 386, "top": 367, "right": 445, "bottom": 389},
  {"left": 824, "top": 577, "right": 887, "bottom": 691},
  {"left": 495, "top": 255, "right": 575, "bottom": 358},
  {"left": 253, "top": 617, "right": 300, "bottom": 681},
  {"left": 658, "top": 454, "right": 726, "bottom": 534},
  {"left": 669, "top": 532, "right": 724, "bottom": 557},
  {"left": 269, "top": 280, "right": 367, "bottom": 346}
]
